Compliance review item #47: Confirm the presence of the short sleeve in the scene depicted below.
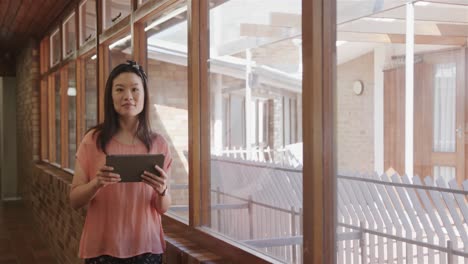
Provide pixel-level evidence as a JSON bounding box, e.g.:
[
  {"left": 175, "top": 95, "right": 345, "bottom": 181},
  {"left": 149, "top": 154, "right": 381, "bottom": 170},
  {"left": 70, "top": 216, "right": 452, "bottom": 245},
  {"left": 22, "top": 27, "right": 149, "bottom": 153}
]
[{"left": 75, "top": 132, "right": 94, "bottom": 181}]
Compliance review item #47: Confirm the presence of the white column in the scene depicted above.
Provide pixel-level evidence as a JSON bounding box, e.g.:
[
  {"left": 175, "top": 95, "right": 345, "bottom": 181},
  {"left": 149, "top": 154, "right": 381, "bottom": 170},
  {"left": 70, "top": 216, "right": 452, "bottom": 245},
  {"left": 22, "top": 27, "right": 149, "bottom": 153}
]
[
  {"left": 405, "top": 3, "right": 415, "bottom": 177},
  {"left": 213, "top": 74, "right": 223, "bottom": 155},
  {"left": 245, "top": 49, "right": 253, "bottom": 159},
  {"left": 374, "top": 46, "right": 386, "bottom": 174}
]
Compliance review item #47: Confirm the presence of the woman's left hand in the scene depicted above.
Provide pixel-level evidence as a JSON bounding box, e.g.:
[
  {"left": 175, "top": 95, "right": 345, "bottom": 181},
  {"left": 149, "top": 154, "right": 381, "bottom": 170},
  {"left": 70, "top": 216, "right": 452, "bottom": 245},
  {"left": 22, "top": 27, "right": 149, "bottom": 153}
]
[{"left": 141, "top": 165, "right": 168, "bottom": 196}]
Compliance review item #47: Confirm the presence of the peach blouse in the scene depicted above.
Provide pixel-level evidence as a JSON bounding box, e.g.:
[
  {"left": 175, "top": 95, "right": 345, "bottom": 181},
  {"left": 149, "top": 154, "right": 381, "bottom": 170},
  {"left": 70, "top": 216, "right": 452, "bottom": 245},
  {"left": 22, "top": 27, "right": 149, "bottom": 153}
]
[{"left": 76, "top": 131, "right": 172, "bottom": 258}]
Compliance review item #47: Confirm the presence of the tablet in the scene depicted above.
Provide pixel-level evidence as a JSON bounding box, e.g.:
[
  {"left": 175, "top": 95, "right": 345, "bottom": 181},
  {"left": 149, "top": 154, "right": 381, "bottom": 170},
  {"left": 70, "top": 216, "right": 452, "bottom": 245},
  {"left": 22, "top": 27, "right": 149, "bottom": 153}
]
[{"left": 106, "top": 154, "right": 165, "bottom": 182}]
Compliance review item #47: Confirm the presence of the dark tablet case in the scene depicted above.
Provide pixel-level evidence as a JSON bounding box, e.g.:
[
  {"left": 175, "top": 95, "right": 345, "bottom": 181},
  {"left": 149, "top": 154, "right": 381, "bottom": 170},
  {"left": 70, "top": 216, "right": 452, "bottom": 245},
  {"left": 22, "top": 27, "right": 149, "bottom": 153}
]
[{"left": 106, "top": 154, "right": 165, "bottom": 182}]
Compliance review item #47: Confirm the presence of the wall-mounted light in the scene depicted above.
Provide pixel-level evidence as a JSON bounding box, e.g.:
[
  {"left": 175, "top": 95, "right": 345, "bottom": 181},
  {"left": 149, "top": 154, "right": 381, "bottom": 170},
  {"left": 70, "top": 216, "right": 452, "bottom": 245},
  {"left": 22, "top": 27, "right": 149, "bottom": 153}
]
[
  {"left": 67, "top": 87, "right": 77, "bottom": 96},
  {"left": 353, "top": 80, "right": 364, "bottom": 96}
]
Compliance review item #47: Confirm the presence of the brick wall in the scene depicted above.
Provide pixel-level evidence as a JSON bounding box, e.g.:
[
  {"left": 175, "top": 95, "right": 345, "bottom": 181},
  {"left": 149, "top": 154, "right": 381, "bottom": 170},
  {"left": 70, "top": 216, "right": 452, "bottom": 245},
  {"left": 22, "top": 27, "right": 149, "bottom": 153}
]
[
  {"left": 16, "top": 41, "right": 83, "bottom": 264},
  {"left": 336, "top": 52, "right": 375, "bottom": 173},
  {"left": 16, "top": 40, "right": 40, "bottom": 199},
  {"left": 31, "top": 166, "right": 83, "bottom": 264},
  {"left": 147, "top": 60, "right": 189, "bottom": 211}
]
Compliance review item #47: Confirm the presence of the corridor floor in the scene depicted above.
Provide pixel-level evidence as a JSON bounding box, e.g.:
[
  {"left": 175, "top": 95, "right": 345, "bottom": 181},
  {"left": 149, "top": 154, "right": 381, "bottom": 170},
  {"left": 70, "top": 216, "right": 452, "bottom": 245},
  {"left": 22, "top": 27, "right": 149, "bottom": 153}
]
[{"left": 0, "top": 200, "right": 56, "bottom": 264}]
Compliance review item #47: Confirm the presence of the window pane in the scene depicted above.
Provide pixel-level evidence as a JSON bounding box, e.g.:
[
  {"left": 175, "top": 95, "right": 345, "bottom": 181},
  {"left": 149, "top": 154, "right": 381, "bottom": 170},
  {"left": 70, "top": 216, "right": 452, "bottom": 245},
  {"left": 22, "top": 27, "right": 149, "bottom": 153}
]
[
  {"left": 103, "top": 0, "right": 131, "bottom": 30},
  {"left": 55, "top": 71, "right": 61, "bottom": 165},
  {"left": 50, "top": 29, "right": 61, "bottom": 67},
  {"left": 144, "top": 1, "right": 188, "bottom": 221},
  {"left": 41, "top": 79, "right": 48, "bottom": 160},
  {"left": 84, "top": 54, "right": 98, "bottom": 133},
  {"left": 138, "top": 0, "right": 149, "bottom": 7},
  {"left": 108, "top": 33, "right": 132, "bottom": 70},
  {"left": 63, "top": 13, "right": 76, "bottom": 58},
  {"left": 335, "top": 1, "right": 468, "bottom": 262},
  {"left": 68, "top": 63, "right": 77, "bottom": 170},
  {"left": 208, "top": 1, "right": 303, "bottom": 262},
  {"left": 79, "top": 0, "right": 96, "bottom": 46}
]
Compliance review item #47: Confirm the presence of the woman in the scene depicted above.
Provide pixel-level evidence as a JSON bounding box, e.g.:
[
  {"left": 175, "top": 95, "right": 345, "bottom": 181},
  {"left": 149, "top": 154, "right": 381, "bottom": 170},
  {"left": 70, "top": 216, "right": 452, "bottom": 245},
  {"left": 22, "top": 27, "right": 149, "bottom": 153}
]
[{"left": 70, "top": 60, "right": 172, "bottom": 264}]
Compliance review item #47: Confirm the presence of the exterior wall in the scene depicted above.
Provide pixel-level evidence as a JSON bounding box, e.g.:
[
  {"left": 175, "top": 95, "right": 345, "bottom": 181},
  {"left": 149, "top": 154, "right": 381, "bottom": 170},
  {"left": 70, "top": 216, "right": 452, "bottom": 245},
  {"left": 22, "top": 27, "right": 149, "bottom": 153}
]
[
  {"left": 148, "top": 60, "right": 189, "bottom": 207},
  {"left": 31, "top": 167, "right": 83, "bottom": 264},
  {"left": 336, "top": 52, "right": 375, "bottom": 173}
]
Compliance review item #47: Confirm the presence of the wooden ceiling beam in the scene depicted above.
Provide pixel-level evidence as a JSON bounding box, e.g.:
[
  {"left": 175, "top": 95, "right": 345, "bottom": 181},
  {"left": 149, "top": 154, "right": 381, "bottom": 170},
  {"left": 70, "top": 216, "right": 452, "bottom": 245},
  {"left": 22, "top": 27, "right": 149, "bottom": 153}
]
[
  {"left": 240, "top": 23, "right": 296, "bottom": 38},
  {"left": 269, "top": 12, "right": 301, "bottom": 28},
  {"left": 338, "top": 31, "right": 467, "bottom": 45}
]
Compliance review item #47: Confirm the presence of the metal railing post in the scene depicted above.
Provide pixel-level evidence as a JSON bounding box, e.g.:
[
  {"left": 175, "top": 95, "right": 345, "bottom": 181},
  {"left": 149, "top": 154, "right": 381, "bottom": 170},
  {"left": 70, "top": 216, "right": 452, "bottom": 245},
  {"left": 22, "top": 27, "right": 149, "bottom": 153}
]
[{"left": 360, "top": 221, "right": 366, "bottom": 264}]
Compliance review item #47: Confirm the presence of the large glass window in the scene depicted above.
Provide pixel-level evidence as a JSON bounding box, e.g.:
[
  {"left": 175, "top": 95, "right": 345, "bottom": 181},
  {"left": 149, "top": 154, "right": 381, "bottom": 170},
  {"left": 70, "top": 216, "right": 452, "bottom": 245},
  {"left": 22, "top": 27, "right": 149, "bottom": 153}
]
[
  {"left": 207, "top": 1, "right": 303, "bottom": 262},
  {"left": 108, "top": 33, "right": 132, "bottom": 70},
  {"left": 103, "top": 0, "right": 131, "bottom": 30},
  {"left": 68, "top": 63, "right": 77, "bottom": 170},
  {"left": 335, "top": 0, "right": 468, "bottom": 263},
  {"left": 84, "top": 54, "right": 98, "bottom": 133},
  {"left": 41, "top": 79, "right": 48, "bottom": 161},
  {"left": 55, "top": 71, "right": 61, "bottom": 165},
  {"left": 50, "top": 29, "right": 61, "bottom": 67},
  {"left": 63, "top": 13, "right": 76, "bottom": 58},
  {"left": 79, "top": 0, "right": 97, "bottom": 46},
  {"left": 144, "top": 1, "right": 189, "bottom": 221}
]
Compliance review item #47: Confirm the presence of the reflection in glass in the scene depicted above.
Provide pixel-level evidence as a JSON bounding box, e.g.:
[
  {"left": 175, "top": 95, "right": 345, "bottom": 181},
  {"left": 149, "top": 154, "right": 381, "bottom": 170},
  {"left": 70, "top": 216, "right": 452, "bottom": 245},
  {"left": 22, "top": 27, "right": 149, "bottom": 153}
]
[
  {"left": 208, "top": 0, "right": 303, "bottom": 263},
  {"left": 335, "top": 1, "right": 468, "bottom": 262},
  {"left": 144, "top": 1, "right": 189, "bottom": 221},
  {"left": 50, "top": 29, "right": 61, "bottom": 66},
  {"left": 68, "top": 63, "right": 77, "bottom": 170},
  {"left": 41, "top": 79, "right": 48, "bottom": 160},
  {"left": 63, "top": 13, "right": 76, "bottom": 58},
  {"left": 84, "top": 54, "right": 98, "bottom": 133},
  {"left": 109, "top": 34, "right": 132, "bottom": 70},
  {"left": 55, "top": 72, "right": 61, "bottom": 165},
  {"left": 103, "top": 0, "right": 131, "bottom": 30},
  {"left": 79, "top": 0, "right": 96, "bottom": 46}
]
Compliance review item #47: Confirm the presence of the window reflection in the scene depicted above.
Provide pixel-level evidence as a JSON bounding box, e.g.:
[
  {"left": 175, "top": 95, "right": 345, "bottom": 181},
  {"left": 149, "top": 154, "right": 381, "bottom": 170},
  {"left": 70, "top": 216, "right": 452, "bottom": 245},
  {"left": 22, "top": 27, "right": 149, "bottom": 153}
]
[
  {"left": 103, "top": 0, "right": 131, "bottom": 30},
  {"left": 55, "top": 71, "right": 61, "bottom": 165},
  {"left": 63, "top": 13, "right": 76, "bottom": 58},
  {"left": 109, "top": 34, "right": 132, "bottom": 70},
  {"left": 335, "top": 1, "right": 468, "bottom": 262},
  {"left": 68, "top": 63, "right": 77, "bottom": 170},
  {"left": 84, "top": 54, "right": 98, "bottom": 132},
  {"left": 208, "top": 0, "right": 303, "bottom": 262},
  {"left": 145, "top": 1, "right": 189, "bottom": 221},
  {"left": 79, "top": 0, "right": 96, "bottom": 46}
]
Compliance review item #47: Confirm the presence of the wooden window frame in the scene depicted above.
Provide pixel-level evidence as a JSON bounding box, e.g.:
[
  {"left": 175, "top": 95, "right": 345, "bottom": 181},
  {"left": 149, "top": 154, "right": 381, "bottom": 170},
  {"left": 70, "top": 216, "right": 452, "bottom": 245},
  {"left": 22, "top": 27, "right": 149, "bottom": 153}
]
[
  {"left": 63, "top": 12, "right": 77, "bottom": 59},
  {"left": 40, "top": 77, "right": 49, "bottom": 161},
  {"left": 79, "top": 0, "right": 97, "bottom": 47},
  {"left": 50, "top": 28, "right": 61, "bottom": 67},
  {"left": 38, "top": 0, "right": 337, "bottom": 262}
]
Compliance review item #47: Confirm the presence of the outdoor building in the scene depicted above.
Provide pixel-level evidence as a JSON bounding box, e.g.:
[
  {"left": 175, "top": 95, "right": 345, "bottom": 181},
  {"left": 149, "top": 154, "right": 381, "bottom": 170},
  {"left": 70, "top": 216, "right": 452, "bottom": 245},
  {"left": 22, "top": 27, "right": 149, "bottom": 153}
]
[{"left": 0, "top": 0, "right": 466, "bottom": 263}]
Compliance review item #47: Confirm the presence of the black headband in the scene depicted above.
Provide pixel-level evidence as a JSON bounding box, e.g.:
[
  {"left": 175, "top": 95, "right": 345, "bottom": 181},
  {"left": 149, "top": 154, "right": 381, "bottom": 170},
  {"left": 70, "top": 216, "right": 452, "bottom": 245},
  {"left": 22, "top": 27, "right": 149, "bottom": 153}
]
[{"left": 126, "top": 60, "right": 147, "bottom": 80}]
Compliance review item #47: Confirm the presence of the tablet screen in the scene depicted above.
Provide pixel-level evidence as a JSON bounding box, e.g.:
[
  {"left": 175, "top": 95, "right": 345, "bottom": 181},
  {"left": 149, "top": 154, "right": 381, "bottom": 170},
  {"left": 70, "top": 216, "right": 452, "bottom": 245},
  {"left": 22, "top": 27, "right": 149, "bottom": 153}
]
[{"left": 105, "top": 154, "right": 165, "bottom": 182}]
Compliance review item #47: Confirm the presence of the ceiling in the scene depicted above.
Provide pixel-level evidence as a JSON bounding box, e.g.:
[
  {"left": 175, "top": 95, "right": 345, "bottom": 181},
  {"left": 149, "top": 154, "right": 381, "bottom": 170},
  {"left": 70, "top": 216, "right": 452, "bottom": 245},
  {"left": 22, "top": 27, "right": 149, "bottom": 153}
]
[{"left": 0, "top": 0, "right": 73, "bottom": 75}]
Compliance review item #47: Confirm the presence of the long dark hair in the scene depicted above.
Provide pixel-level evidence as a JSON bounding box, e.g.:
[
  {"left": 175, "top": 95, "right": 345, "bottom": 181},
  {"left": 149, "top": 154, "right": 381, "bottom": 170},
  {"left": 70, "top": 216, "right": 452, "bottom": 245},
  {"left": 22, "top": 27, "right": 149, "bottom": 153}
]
[{"left": 92, "top": 60, "right": 155, "bottom": 154}]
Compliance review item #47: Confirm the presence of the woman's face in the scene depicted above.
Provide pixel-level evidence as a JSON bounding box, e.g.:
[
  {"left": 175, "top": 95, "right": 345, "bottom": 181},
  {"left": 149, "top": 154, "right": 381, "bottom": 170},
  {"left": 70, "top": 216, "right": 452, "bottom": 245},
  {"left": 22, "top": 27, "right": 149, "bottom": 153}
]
[{"left": 112, "top": 72, "right": 144, "bottom": 118}]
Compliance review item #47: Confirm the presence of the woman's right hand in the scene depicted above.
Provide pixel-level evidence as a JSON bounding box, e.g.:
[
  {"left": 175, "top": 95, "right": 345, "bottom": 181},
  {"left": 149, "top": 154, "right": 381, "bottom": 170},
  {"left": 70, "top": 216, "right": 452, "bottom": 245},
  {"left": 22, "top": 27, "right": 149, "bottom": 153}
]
[{"left": 93, "top": 166, "right": 121, "bottom": 189}]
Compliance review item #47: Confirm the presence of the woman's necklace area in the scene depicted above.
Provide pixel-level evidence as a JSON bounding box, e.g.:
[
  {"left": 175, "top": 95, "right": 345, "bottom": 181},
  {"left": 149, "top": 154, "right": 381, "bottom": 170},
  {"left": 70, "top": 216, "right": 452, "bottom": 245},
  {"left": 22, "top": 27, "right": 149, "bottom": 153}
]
[{"left": 115, "top": 133, "right": 138, "bottom": 146}]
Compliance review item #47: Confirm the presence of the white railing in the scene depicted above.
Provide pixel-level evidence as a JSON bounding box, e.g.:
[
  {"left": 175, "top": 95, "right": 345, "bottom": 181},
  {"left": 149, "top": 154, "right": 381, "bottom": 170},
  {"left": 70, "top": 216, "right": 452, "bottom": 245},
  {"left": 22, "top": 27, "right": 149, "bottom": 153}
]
[
  {"left": 338, "top": 173, "right": 468, "bottom": 264},
  {"left": 169, "top": 154, "right": 468, "bottom": 263},
  {"left": 217, "top": 146, "right": 302, "bottom": 167}
]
